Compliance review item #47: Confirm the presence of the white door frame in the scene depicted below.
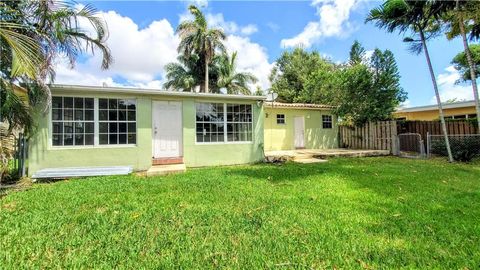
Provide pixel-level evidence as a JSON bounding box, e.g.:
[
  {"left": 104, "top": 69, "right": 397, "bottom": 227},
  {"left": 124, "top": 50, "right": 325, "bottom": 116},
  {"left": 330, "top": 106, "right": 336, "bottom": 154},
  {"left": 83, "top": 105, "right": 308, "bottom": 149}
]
[
  {"left": 152, "top": 100, "right": 183, "bottom": 158},
  {"left": 294, "top": 116, "right": 305, "bottom": 149}
]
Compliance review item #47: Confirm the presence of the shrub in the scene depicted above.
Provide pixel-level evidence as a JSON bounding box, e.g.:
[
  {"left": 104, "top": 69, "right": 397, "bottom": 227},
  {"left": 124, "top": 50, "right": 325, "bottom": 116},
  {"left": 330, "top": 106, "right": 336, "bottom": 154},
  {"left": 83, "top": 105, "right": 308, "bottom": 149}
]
[{"left": 430, "top": 136, "right": 480, "bottom": 162}]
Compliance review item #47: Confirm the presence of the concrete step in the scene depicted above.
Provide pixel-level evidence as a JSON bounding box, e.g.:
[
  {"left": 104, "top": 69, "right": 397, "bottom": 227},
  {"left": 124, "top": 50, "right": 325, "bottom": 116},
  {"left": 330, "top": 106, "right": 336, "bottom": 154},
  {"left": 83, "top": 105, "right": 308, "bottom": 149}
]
[
  {"left": 294, "top": 157, "right": 327, "bottom": 164},
  {"left": 147, "top": 164, "right": 186, "bottom": 177}
]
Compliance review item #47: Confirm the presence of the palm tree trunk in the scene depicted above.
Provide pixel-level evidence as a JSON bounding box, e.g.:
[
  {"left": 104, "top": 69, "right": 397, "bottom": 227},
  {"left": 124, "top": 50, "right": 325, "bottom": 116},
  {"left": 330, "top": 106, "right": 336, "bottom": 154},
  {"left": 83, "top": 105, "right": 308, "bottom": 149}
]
[
  {"left": 205, "top": 59, "right": 209, "bottom": 93},
  {"left": 458, "top": 14, "right": 480, "bottom": 132},
  {"left": 420, "top": 30, "right": 454, "bottom": 162}
]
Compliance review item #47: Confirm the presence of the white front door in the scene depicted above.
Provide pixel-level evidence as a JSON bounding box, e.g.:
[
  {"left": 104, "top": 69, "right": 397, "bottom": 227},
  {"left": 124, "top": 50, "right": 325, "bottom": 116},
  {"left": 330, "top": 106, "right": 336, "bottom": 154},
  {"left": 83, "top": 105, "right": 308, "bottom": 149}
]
[
  {"left": 294, "top": 116, "right": 305, "bottom": 149},
  {"left": 152, "top": 101, "right": 182, "bottom": 158}
]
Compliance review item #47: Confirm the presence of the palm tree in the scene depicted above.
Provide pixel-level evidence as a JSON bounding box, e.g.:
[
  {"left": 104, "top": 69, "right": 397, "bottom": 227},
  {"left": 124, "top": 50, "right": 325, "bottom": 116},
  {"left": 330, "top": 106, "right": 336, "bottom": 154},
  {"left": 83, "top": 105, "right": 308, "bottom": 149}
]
[
  {"left": 366, "top": 0, "right": 454, "bottom": 162},
  {"left": 442, "top": 0, "right": 480, "bottom": 131},
  {"left": 176, "top": 5, "right": 226, "bottom": 93},
  {"left": 215, "top": 52, "right": 258, "bottom": 95},
  {"left": 164, "top": 54, "right": 202, "bottom": 92}
]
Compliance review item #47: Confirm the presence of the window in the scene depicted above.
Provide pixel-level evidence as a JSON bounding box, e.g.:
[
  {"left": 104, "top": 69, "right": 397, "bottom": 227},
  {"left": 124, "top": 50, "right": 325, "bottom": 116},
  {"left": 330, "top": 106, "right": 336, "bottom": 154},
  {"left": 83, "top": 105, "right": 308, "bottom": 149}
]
[
  {"left": 227, "top": 104, "right": 252, "bottom": 142},
  {"left": 276, "top": 114, "right": 285, "bottom": 124},
  {"left": 51, "top": 96, "right": 137, "bottom": 147},
  {"left": 196, "top": 103, "right": 224, "bottom": 143},
  {"left": 467, "top": 114, "right": 477, "bottom": 119},
  {"left": 99, "top": 98, "right": 136, "bottom": 145},
  {"left": 51, "top": 97, "right": 94, "bottom": 146},
  {"left": 322, "top": 115, "right": 333, "bottom": 129},
  {"left": 195, "top": 102, "right": 253, "bottom": 143}
]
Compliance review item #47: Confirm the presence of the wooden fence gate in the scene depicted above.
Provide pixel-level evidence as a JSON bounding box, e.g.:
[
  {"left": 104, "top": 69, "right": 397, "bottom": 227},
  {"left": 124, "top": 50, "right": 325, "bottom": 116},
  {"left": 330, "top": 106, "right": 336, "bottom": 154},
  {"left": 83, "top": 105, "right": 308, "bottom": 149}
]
[{"left": 339, "top": 121, "right": 398, "bottom": 153}]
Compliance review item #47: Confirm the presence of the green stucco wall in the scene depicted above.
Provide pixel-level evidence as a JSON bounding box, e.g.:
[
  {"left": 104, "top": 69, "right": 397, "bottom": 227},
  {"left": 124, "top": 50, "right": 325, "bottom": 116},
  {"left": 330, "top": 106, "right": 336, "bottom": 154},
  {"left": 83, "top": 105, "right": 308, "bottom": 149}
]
[
  {"left": 28, "top": 89, "right": 264, "bottom": 176},
  {"left": 264, "top": 107, "right": 338, "bottom": 151}
]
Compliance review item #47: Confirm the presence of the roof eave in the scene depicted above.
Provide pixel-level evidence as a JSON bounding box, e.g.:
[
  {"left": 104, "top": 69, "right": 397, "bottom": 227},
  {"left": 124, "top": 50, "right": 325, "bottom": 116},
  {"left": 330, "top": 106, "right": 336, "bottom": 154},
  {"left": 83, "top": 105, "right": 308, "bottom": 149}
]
[{"left": 50, "top": 84, "right": 266, "bottom": 101}]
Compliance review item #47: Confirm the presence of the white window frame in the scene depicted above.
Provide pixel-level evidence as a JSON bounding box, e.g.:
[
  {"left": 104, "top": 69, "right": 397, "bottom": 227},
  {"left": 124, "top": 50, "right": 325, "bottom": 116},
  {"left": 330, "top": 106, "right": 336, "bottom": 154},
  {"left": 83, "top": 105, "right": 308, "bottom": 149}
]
[
  {"left": 322, "top": 114, "right": 333, "bottom": 129},
  {"left": 195, "top": 102, "right": 254, "bottom": 145},
  {"left": 98, "top": 98, "right": 137, "bottom": 146},
  {"left": 276, "top": 114, "right": 286, "bottom": 125},
  {"left": 49, "top": 96, "right": 137, "bottom": 149}
]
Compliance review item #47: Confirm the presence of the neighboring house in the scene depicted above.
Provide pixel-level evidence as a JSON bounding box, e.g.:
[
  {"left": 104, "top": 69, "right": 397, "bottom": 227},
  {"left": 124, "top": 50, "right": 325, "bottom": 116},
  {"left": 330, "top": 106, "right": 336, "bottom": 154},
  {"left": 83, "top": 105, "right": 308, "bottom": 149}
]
[
  {"left": 394, "top": 100, "right": 477, "bottom": 120},
  {"left": 28, "top": 84, "right": 265, "bottom": 176},
  {"left": 264, "top": 102, "right": 338, "bottom": 151}
]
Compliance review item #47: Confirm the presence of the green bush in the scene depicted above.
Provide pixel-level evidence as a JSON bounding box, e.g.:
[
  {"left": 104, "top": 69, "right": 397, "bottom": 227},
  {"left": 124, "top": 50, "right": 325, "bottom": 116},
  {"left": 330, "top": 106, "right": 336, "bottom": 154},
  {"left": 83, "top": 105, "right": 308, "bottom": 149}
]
[{"left": 430, "top": 136, "right": 480, "bottom": 162}]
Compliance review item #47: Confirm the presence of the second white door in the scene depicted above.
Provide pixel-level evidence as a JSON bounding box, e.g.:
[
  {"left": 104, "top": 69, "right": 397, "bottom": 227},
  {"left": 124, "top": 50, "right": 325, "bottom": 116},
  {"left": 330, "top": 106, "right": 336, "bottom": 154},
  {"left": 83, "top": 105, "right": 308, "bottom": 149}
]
[
  {"left": 294, "top": 116, "right": 305, "bottom": 149},
  {"left": 152, "top": 101, "right": 182, "bottom": 158}
]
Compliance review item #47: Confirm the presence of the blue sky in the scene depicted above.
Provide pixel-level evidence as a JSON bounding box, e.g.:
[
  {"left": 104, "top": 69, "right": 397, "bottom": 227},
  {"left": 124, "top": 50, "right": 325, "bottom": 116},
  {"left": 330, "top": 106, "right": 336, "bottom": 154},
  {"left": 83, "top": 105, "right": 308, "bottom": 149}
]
[{"left": 58, "top": 0, "right": 477, "bottom": 107}]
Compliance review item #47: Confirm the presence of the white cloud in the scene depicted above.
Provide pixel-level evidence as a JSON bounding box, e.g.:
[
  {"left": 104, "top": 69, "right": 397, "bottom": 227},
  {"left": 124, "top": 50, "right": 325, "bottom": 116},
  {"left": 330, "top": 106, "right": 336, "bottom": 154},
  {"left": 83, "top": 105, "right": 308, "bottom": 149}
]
[
  {"left": 266, "top": 22, "right": 280, "bottom": 32},
  {"left": 430, "top": 65, "right": 474, "bottom": 104},
  {"left": 224, "top": 35, "right": 273, "bottom": 91},
  {"left": 281, "top": 0, "right": 363, "bottom": 48},
  {"left": 55, "top": 8, "right": 272, "bottom": 93},
  {"left": 206, "top": 13, "right": 257, "bottom": 36}
]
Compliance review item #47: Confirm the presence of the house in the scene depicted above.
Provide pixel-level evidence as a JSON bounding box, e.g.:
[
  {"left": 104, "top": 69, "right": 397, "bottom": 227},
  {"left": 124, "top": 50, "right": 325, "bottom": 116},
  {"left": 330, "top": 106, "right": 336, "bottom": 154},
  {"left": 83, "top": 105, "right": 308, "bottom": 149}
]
[
  {"left": 263, "top": 102, "right": 338, "bottom": 151},
  {"left": 394, "top": 100, "right": 478, "bottom": 121},
  {"left": 28, "top": 84, "right": 265, "bottom": 177}
]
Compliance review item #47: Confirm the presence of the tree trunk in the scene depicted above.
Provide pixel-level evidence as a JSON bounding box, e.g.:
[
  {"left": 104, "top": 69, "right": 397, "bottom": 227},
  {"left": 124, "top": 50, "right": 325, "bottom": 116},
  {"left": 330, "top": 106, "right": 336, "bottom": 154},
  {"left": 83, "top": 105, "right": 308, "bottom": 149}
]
[
  {"left": 205, "top": 59, "right": 209, "bottom": 93},
  {"left": 458, "top": 13, "right": 480, "bottom": 132},
  {"left": 420, "top": 30, "right": 454, "bottom": 162}
]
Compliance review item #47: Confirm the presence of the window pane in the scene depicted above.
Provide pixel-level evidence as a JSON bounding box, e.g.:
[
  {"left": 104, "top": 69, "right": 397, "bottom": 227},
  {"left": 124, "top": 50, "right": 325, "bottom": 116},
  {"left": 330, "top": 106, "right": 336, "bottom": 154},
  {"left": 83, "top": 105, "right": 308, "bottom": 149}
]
[
  {"left": 64, "top": 97, "right": 73, "bottom": 109},
  {"left": 119, "top": 123, "right": 127, "bottom": 133},
  {"left": 85, "top": 123, "right": 94, "bottom": 133},
  {"left": 99, "top": 134, "right": 108, "bottom": 145},
  {"left": 53, "top": 122, "right": 63, "bottom": 133},
  {"left": 64, "top": 134, "right": 73, "bottom": 145},
  {"left": 74, "top": 98, "right": 84, "bottom": 109},
  {"left": 85, "top": 134, "right": 94, "bottom": 145},
  {"left": 52, "top": 135, "right": 62, "bottom": 146},
  {"left": 85, "top": 110, "right": 94, "bottom": 121},
  {"left": 52, "top": 97, "right": 63, "bottom": 108},
  {"left": 99, "top": 99, "right": 108, "bottom": 109},
  {"left": 109, "top": 123, "right": 118, "bottom": 133},
  {"left": 119, "top": 110, "right": 127, "bottom": 121},
  {"left": 119, "top": 100, "right": 127, "bottom": 109},
  {"left": 64, "top": 109, "right": 73, "bottom": 121},
  {"left": 109, "top": 110, "right": 117, "bottom": 121},
  {"left": 99, "top": 110, "right": 108, "bottom": 121},
  {"left": 74, "top": 134, "right": 84, "bottom": 145},
  {"left": 74, "top": 109, "right": 84, "bottom": 121},
  {"left": 52, "top": 109, "right": 62, "bottom": 120},
  {"left": 100, "top": 123, "right": 108, "bottom": 133},
  {"left": 109, "top": 134, "right": 117, "bottom": 144},
  {"left": 85, "top": 98, "right": 94, "bottom": 109},
  {"left": 64, "top": 122, "right": 73, "bottom": 133},
  {"left": 109, "top": 99, "right": 117, "bottom": 109},
  {"left": 75, "top": 122, "right": 84, "bottom": 134},
  {"left": 128, "top": 134, "right": 136, "bottom": 144},
  {"left": 127, "top": 111, "right": 136, "bottom": 121},
  {"left": 128, "top": 123, "right": 136, "bottom": 133},
  {"left": 119, "top": 134, "right": 127, "bottom": 144}
]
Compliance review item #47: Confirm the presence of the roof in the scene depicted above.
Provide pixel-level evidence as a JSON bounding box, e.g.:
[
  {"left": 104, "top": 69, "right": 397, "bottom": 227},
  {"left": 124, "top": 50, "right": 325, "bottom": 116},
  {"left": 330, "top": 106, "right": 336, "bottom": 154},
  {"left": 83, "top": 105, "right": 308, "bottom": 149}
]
[
  {"left": 50, "top": 84, "right": 266, "bottom": 101},
  {"left": 264, "top": 102, "right": 334, "bottom": 110},
  {"left": 396, "top": 100, "right": 476, "bottom": 113}
]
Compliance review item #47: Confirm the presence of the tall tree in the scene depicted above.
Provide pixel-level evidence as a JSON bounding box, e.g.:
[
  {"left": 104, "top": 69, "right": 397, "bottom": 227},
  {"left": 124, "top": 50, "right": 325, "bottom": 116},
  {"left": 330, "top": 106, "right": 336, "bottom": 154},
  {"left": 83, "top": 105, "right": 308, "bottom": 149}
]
[
  {"left": 366, "top": 0, "right": 454, "bottom": 162},
  {"left": 451, "top": 44, "right": 480, "bottom": 82},
  {"left": 443, "top": 0, "right": 480, "bottom": 131},
  {"left": 216, "top": 52, "right": 258, "bottom": 95},
  {"left": 269, "top": 47, "right": 334, "bottom": 103},
  {"left": 334, "top": 43, "right": 406, "bottom": 125},
  {"left": 176, "top": 5, "right": 226, "bottom": 93}
]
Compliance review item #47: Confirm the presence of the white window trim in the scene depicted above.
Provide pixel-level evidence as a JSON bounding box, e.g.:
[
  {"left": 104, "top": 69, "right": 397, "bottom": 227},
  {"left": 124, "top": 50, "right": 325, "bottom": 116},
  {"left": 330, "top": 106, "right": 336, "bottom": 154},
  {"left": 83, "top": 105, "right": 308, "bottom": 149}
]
[
  {"left": 276, "top": 114, "right": 286, "bottom": 125},
  {"left": 322, "top": 114, "right": 333, "bottom": 129},
  {"left": 195, "top": 102, "right": 254, "bottom": 145},
  {"left": 49, "top": 96, "right": 138, "bottom": 149}
]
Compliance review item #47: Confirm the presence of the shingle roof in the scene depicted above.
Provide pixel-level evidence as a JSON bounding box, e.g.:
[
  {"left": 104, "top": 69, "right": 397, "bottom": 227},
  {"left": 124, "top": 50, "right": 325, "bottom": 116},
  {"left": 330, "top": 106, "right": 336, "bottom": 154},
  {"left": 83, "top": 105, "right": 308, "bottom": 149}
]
[{"left": 264, "top": 102, "right": 334, "bottom": 110}]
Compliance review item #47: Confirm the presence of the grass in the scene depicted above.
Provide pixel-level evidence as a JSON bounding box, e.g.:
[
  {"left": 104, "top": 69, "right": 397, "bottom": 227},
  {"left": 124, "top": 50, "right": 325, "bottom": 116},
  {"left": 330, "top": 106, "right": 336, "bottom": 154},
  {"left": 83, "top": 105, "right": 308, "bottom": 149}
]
[{"left": 1, "top": 157, "right": 479, "bottom": 269}]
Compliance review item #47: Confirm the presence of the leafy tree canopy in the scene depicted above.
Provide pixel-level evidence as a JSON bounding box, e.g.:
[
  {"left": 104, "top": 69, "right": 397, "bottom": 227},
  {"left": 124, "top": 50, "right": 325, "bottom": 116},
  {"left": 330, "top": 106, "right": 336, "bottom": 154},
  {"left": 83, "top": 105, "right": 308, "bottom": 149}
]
[
  {"left": 269, "top": 42, "right": 407, "bottom": 125},
  {"left": 451, "top": 44, "right": 480, "bottom": 82}
]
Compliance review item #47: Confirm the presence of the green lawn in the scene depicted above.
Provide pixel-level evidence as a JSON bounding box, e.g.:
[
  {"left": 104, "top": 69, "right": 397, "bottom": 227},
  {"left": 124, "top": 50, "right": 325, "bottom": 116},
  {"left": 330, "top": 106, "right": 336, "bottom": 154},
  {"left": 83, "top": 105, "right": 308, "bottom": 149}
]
[{"left": 1, "top": 157, "right": 479, "bottom": 269}]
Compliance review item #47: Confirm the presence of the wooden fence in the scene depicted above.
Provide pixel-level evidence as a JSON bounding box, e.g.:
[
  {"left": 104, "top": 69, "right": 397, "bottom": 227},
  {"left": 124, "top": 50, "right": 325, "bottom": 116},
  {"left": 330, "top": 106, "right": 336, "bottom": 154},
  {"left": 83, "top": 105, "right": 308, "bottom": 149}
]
[
  {"left": 339, "top": 120, "right": 479, "bottom": 154},
  {"left": 397, "top": 120, "right": 479, "bottom": 144},
  {"left": 339, "top": 121, "right": 397, "bottom": 153}
]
